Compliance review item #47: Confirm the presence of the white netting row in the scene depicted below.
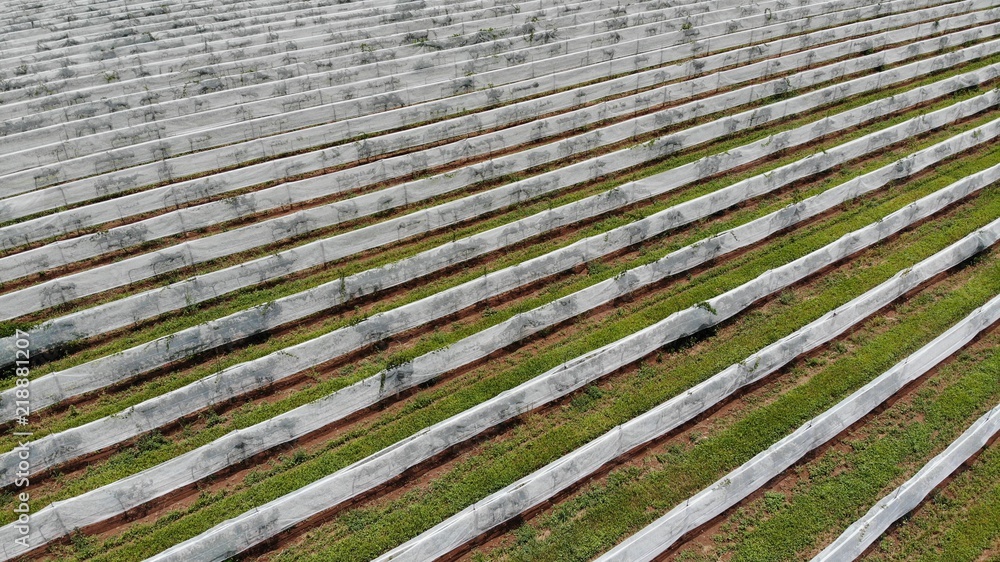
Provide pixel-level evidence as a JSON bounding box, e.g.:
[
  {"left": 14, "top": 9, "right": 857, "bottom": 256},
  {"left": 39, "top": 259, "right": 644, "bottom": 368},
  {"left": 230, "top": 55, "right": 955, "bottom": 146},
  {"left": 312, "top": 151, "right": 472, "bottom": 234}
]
[
  {"left": 0, "top": 0, "right": 611, "bottom": 100},
  {"left": 2, "top": 0, "right": 972, "bottom": 241},
  {"left": 0, "top": 0, "right": 604, "bottom": 52},
  {"left": 0, "top": 0, "right": 291, "bottom": 30},
  {"left": 597, "top": 284, "right": 1000, "bottom": 562},
  {"left": 0, "top": 0, "right": 773, "bottom": 136},
  {"left": 376, "top": 173, "right": 1000, "bottom": 561},
  {"left": 812, "top": 399, "right": 1000, "bottom": 561},
  {"left": 0, "top": 0, "right": 316, "bottom": 45},
  {"left": 0, "top": 0, "right": 954, "bottom": 205},
  {"left": 1, "top": 44, "right": 995, "bottom": 362},
  {"left": 0, "top": 0, "right": 690, "bottom": 125},
  {"left": 141, "top": 175, "right": 1000, "bottom": 562},
  {"left": 0, "top": 0, "right": 828, "bottom": 200},
  {"left": 0, "top": 0, "right": 655, "bottom": 134},
  {"left": 0, "top": 0, "right": 347, "bottom": 59},
  {"left": 4, "top": 14, "right": 986, "bottom": 285},
  {"left": 6, "top": 124, "right": 982, "bottom": 561},
  {"left": 1, "top": 59, "right": 992, "bottom": 401},
  {"left": 1, "top": 60, "right": 985, "bottom": 395},
  {"left": 0, "top": 0, "right": 474, "bottom": 54},
  {"left": 9, "top": 91, "right": 995, "bottom": 489},
  {"left": 0, "top": 0, "right": 569, "bottom": 83},
  {"left": 0, "top": 0, "right": 528, "bottom": 84},
  {"left": 0, "top": 0, "right": 920, "bottom": 192}
]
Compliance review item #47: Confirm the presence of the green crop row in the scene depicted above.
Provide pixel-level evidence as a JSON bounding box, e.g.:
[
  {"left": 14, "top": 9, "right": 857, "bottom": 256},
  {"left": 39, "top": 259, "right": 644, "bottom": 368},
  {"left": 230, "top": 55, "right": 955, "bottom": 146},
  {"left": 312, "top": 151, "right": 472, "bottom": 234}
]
[
  {"left": 667, "top": 331, "right": 1000, "bottom": 562},
  {"left": 256, "top": 209, "right": 1000, "bottom": 561},
  {"left": 456, "top": 247, "right": 1000, "bottom": 562},
  {"left": 11, "top": 64, "right": 1000, "bottom": 456},
  {"left": 10, "top": 113, "right": 1000, "bottom": 523},
  {"left": 57, "top": 157, "right": 1000, "bottom": 561},
  {"left": 864, "top": 429, "right": 1000, "bottom": 562}
]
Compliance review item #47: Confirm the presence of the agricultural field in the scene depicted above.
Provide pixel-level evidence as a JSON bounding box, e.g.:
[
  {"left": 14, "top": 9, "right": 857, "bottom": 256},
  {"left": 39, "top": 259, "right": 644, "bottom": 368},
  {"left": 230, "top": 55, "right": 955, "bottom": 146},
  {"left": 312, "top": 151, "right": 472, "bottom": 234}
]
[{"left": 0, "top": 0, "right": 998, "bottom": 559}]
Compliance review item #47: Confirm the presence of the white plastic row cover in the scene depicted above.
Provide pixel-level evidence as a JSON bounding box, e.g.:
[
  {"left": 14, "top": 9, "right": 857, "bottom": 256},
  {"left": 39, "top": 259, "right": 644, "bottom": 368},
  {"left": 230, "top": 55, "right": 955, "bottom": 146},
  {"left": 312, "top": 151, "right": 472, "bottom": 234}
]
[
  {"left": 1, "top": 55, "right": 993, "bottom": 411},
  {"left": 8, "top": 86, "right": 996, "bottom": 492},
  {"left": 0, "top": 0, "right": 879, "bottom": 192},
  {"left": 4, "top": 18, "right": 987, "bottom": 320},
  {"left": 0, "top": 0, "right": 356, "bottom": 69},
  {"left": 0, "top": 0, "right": 953, "bottom": 205},
  {"left": 3, "top": 0, "right": 972, "bottom": 241},
  {"left": 812, "top": 398, "right": 1000, "bottom": 561},
  {"left": 0, "top": 0, "right": 493, "bottom": 57},
  {"left": 0, "top": 0, "right": 584, "bottom": 83},
  {"left": 3, "top": 102, "right": 996, "bottom": 562},
  {"left": 596, "top": 270, "right": 1000, "bottom": 562},
  {"left": 0, "top": 99, "right": 945, "bottom": 561},
  {"left": 0, "top": 0, "right": 695, "bottom": 130},
  {"left": 3, "top": 6, "right": 992, "bottom": 284},
  {"left": 142, "top": 172, "right": 1000, "bottom": 562},
  {"left": 3, "top": 37, "right": 994, "bottom": 348},
  {"left": 377, "top": 168, "right": 1000, "bottom": 562}
]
